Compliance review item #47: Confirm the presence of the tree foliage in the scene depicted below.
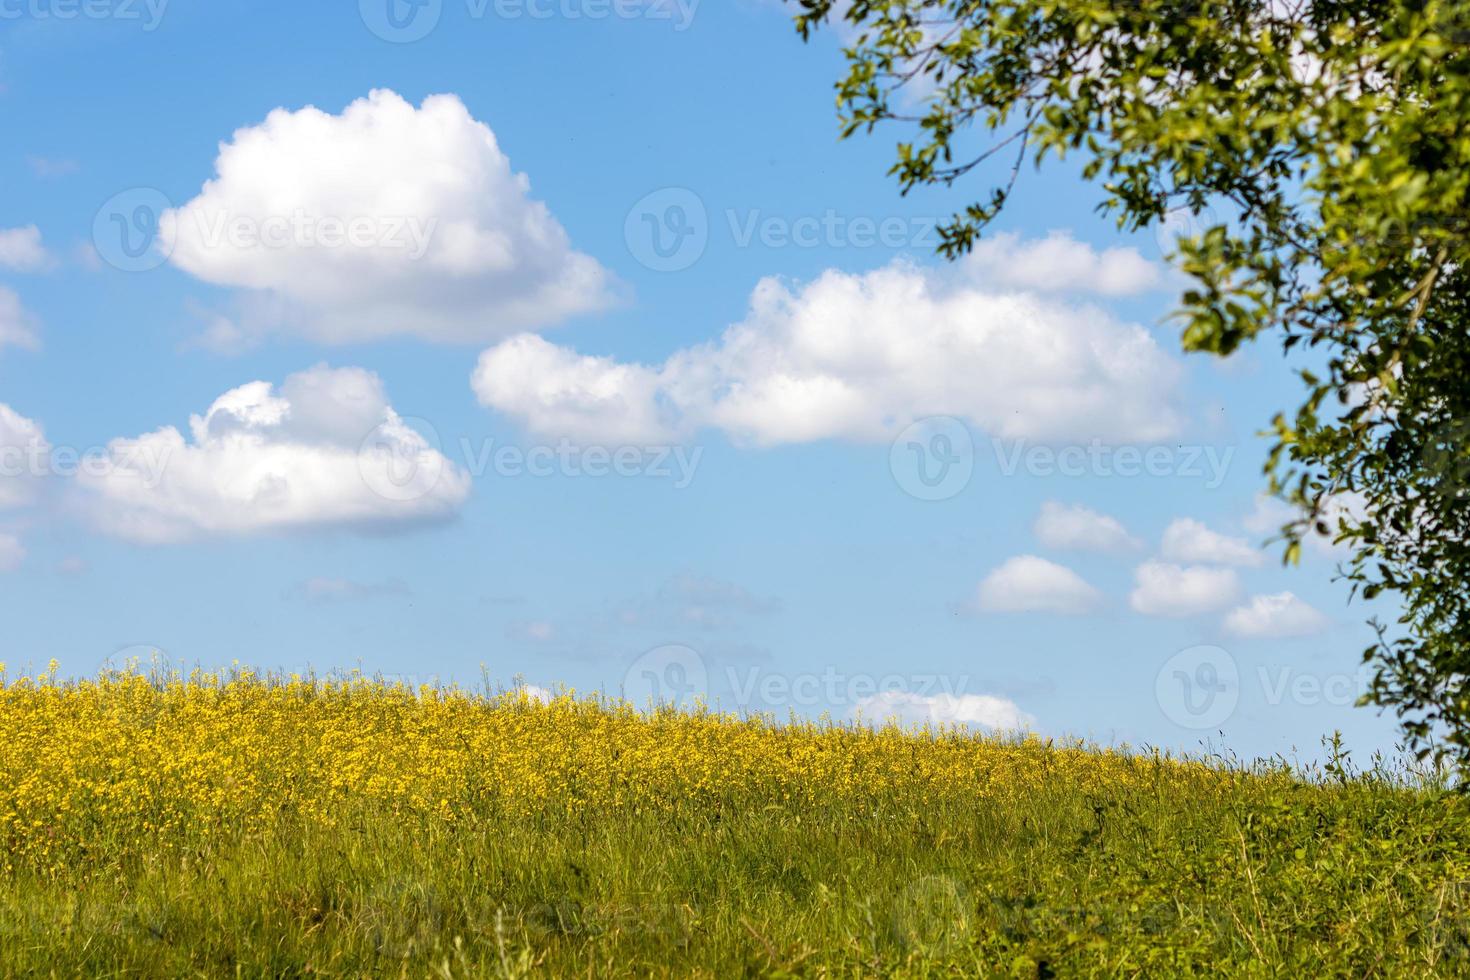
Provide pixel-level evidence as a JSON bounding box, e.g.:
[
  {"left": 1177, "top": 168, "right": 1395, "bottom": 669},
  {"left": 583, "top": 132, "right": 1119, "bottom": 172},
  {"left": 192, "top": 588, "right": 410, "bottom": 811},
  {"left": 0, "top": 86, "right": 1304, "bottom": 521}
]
[{"left": 791, "top": 0, "right": 1470, "bottom": 770}]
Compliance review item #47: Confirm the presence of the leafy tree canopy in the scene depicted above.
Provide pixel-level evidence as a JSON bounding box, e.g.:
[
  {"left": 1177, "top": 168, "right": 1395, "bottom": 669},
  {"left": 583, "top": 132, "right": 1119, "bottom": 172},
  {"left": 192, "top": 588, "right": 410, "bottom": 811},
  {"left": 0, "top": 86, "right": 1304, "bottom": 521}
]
[{"left": 791, "top": 0, "right": 1470, "bottom": 770}]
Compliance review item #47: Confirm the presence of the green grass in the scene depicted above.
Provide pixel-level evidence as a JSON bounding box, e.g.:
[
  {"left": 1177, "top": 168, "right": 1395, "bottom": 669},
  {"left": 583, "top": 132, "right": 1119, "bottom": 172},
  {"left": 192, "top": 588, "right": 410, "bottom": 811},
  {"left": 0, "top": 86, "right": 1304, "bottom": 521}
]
[{"left": 3, "top": 747, "right": 1467, "bottom": 977}]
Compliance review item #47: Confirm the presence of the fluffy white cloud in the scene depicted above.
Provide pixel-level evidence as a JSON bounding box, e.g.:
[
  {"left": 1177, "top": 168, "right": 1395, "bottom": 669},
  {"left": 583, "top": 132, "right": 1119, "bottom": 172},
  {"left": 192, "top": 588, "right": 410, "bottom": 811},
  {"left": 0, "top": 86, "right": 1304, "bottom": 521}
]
[
  {"left": 75, "top": 365, "right": 471, "bottom": 543},
  {"left": 854, "top": 690, "right": 1034, "bottom": 731},
  {"left": 0, "top": 400, "right": 41, "bottom": 576},
  {"left": 975, "top": 555, "right": 1102, "bottom": 614},
  {"left": 1243, "top": 492, "right": 1365, "bottom": 557},
  {"left": 163, "top": 89, "right": 614, "bottom": 345},
  {"left": 473, "top": 335, "right": 674, "bottom": 445},
  {"left": 1160, "top": 517, "right": 1264, "bottom": 567},
  {"left": 1034, "top": 501, "right": 1140, "bottom": 553},
  {"left": 1242, "top": 493, "right": 1294, "bottom": 536},
  {"left": 0, "top": 288, "right": 40, "bottom": 352},
  {"left": 1223, "top": 592, "right": 1331, "bottom": 638},
  {"left": 515, "top": 684, "right": 554, "bottom": 704},
  {"left": 0, "top": 403, "right": 46, "bottom": 510},
  {"left": 1128, "top": 561, "right": 1241, "bottom": 617},
  {"left": 962, "top": 231, "right": 1164, "bottom": 296},
  {"left": 0, "top": 226, "right": 51, "bottom": 272},
  {"left": 0, "top": 533, "right": 23, "bottom": 573},
  {"left": 475, "top": 249, "right": 1183, "bottom": 446}
]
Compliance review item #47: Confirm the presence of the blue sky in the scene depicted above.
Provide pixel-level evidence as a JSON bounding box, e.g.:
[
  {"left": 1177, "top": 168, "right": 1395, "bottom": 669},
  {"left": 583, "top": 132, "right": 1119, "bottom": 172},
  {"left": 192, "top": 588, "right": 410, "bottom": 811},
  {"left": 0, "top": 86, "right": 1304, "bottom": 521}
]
[{"left": 0, "top": 0, "right": 1402, "bottom": 763}]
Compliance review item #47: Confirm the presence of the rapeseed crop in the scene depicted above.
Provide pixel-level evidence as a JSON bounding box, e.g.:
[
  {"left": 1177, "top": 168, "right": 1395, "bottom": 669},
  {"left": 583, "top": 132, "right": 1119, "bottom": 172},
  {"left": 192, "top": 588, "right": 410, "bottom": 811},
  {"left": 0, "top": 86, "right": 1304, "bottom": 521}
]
[{"left": 0, "top": 667, "right": 1465, "bottom": 976}]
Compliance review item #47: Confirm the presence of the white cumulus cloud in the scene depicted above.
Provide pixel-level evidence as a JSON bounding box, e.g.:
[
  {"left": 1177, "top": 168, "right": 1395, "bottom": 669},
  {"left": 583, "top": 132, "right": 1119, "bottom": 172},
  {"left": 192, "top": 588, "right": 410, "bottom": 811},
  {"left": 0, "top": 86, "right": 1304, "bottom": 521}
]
[
  {"left": 474, "top": 248, "right": 1183, "bottom": 446},
  {"left": 514, "top": 684, "right": 555, "bottom": 704},
  {"left": 1034, "top": 501, "right": 1141, "bottom": 553},
  {"left": 0, "top": 288, "right": 40, "bottom": 352},
  {"left": 0, "top": 226, "right": 52, "bottom": 272},
  {"left": 0, "top": 403, "right": 47, "bottom": 510},
  {"left": 163, "top": 89, "right": 614, "bottom": 346},
  {"left": 75, "top": 365, "right": 471, "bottom": 543},
  {"left": 472, "top": 335, "right": 674, "bottom": 445},
  {"left": 854, "top": 690, "right": 1034, "bottom": 731},
  {"left": 0, "top": 397, "right": 40, "bottom": 573},
  {"left": 974, "top": 555, "right": 1102, "bottom": 614},
  {"left": 1160, "top": 517, "right": 1264, "bottom": 567},
  {"left": 1243, "top": 492, "right": 1365, "bottom": 557},
  {"left": 962, "top": 230, "right": 1164, "bottom": 296},
  {"left": 1223, "top": 592, "right": 1331, "bottom": 638},
  {"left": 1128, "top": 561, "right": 1241, "bottom": 617}
]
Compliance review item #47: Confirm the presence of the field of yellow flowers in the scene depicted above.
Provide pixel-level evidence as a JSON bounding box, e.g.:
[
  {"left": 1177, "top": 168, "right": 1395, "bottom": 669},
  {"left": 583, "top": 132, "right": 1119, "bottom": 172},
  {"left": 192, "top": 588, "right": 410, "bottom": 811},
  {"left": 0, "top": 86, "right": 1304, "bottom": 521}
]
[{"left": 1, "top": 667, "right": 1467, "bottom": 976}]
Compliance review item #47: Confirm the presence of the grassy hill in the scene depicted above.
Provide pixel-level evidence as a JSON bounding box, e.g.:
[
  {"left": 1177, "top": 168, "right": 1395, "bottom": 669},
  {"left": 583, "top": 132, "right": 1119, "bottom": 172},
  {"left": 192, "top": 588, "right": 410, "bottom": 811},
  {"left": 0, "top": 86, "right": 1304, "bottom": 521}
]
[{"left": 1, "top": 669, "right": 1465, "bottom": 976}]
